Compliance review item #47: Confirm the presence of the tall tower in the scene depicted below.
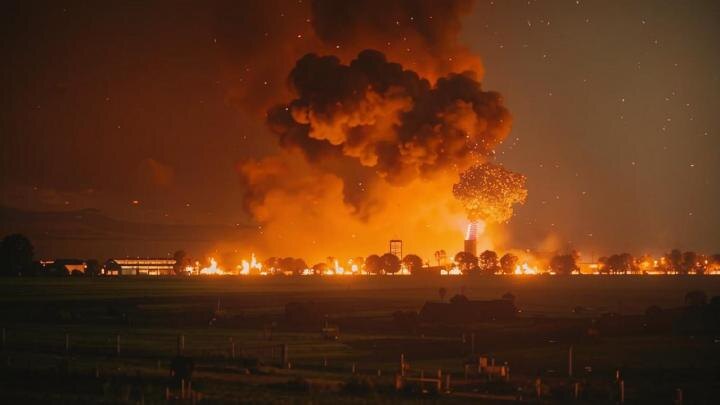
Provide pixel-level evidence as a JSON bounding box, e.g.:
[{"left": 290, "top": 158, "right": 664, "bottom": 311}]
[
  {"left": 464, "top": 222, "right": 478, "bottom": 256},
  {"left": 389, "top": 239, "right": 403, "bottom": 259}
]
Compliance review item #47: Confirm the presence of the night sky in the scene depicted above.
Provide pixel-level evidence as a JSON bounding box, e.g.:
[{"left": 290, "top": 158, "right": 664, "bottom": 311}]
[{"left": 1, "top": 0, "right": 718, "bottom": 262}]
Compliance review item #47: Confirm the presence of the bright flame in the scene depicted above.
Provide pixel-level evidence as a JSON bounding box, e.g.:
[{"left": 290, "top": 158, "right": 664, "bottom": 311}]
[
  {"left": 200, "top": 258, "right": 225, "bottom": 275},
  {"left": 441, "top": 265, "right": 463, "bottom": 275},
  {"left": 238, "top": 253, "right": 262, "bottom": 275},
  {"left": 514, "top": 262, "right": 538, "bottom": 275}
]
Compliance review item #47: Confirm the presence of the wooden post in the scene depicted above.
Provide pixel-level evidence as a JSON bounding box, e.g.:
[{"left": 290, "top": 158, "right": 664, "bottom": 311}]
[
  {"left": 568, "top": 345, "right": 573, "bottom": 377},
  {"left": 377, "top": 368, "right": 382, "bottom": 376},
  {"left": 574, "top": 382, "right": 580, "bottom": 400},
  {"left": 399, "top": 353, "right": 405, "bottom": 376},
  {"left": 619, "top": 380, "right": 625, "bottom": 404},
  {"left": 395, "top": 374, "right": 403, "bottom": 390},
  {"left": 351, "top": 362, "right": 356, "bottom": 374},
  {"left": 177, "top": 335, "right": 184, "bottom": 355},
  {"left": 281, "top": 344, "right": 288, "bottom": 368},
  {"left": 445, "top": 373, "right": 451, "bottom": 392},
  {"left": 436, "top": 369, "right": 442, "bottom": 391},
  {"left": 675, "top": 388, "right": 683, "bottom": 405},
  {"left": 535, "top": 377, "right": 542, "bottom": 399},
  {"left": 181, "top": 379, "right": 185, "bottom": 400},
  {"left": 165, "top": 387, "right": 170, "bottom": 400}
]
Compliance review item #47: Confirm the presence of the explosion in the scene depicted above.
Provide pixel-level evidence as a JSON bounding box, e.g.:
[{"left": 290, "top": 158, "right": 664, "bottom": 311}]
[
  {"left": 231, "top": 1, "right": 526, "bottom": 260},
  {"left": 453, "top": 163, "right": 528, "bottom": 223}
]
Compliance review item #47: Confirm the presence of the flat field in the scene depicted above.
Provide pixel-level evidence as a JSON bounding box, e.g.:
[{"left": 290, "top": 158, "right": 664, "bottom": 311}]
[{"left": 1, "top": 275, "right": 719, "bottom": 403}]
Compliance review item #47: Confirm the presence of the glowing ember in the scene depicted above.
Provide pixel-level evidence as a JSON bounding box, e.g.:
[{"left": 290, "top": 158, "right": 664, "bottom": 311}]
[{"left": 453, "top": 163, "right": 528, "bottom": 223}]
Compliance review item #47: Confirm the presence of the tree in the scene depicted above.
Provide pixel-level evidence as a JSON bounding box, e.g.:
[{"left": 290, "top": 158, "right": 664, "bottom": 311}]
[
  {"left": 478, "top": 250, "right": 499, "bottom": 275},
  {"left": 434, "top": 250, "right": 447, "bottom": 266},
  {"left": 438, "top": 287, "right": 447, "bottom": 302},
  {"left": 280, "top": 257, "right": 307, "bottom": 275},
  {"left": 550, "top": 254, "right": 579, "bottom": 275},
  {"left": 311, "top": 262, "right": 327, "bottom": 275},
  {"left": 365, "top": 254, "right": 381, "bottom": 274},
  {"left": 499, "top": 253, "right": 519, "bottom": 275},
  {"left": 0, "top": 234, "right": 34, "bottom": 276},
  {"left": 264, "top": 257, "right": 281, "bottom": 273},
  {"left": 597, "top": 256, "right": 609, "bottom": 274},
  {"left": 454, "top": 251, "right": 477, "bottom": 273},
  {"left": 681, "top": 251, "right": 697, "bottom": 275},
  {"left": 380, "top": 253, "right": 401, "bottom": 274},
  {"left": 695, "top": 254, "right": 708, "bottom": 275},
  {"left": 85, "top": 259, "right": 101, "bottom": 276},
  {"left": 606, "top": 253, "right": 635, "bottom": 274},
  {"left": 173, "top": 250, "right": 189, "bottom": 275},
  {"left": 402, "top": 254, "right": 423, "bottom": 274},
  {"left": 666, "top": 249, "right": 683, "bottom": 274}
]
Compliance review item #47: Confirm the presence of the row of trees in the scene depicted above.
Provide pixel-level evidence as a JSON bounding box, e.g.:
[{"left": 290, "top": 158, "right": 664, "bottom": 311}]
[
  {"left": 3, "top": 232, "right": 718, "bottom": 277},
  {"left": 597, "top": 249, "right": 720, "bottom": 275}
]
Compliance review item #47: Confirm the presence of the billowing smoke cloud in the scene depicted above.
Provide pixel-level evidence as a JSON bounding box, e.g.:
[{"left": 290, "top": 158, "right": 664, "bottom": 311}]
[
  {"left": 225, "top": 0, "right": 524, "bottom": 261},
  {"left": 214, "top": 0, "right": 481, "bottom": 113},
  {"left": 310, "top": 0, "right": 481, "bottom": 78},
  {"left": 266, "top": 49, "right": 510, "bottom": 212}
]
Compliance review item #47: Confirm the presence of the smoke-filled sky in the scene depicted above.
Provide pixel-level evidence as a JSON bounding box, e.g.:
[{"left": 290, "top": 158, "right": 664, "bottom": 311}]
[{"left": 1, "top": 0, "right": 719, "bottom": 262}]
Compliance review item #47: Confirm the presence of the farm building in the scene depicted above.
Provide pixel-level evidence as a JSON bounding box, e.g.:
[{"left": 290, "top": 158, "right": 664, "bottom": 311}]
[
  {"left": 419, "top": 297, "right": 517, "bottom": 324},
  {"left": 41, "top": 259, "right": 87, "bottom": 274},
  {"left": 104, "top": 258, "right": 176, "bottom": 276}
]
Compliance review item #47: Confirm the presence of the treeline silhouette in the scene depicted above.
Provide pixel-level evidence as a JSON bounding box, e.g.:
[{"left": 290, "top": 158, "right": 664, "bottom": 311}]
[{"left": 1, "top": 233, "right": 718, "bottom": 276}]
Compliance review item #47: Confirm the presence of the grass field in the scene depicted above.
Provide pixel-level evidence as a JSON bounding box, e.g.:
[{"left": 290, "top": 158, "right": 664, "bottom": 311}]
[{"left": 1, "top": 275, "right": 719, "bottom": 403}]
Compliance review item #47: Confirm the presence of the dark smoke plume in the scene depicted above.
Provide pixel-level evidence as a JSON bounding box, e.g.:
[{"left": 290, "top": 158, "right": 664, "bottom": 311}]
[
  {"left": 267, "top": 49, "right": 510, "bottom": 197},
  {"left": 214, "top": 0, "right": 481, "bottom": 113}
]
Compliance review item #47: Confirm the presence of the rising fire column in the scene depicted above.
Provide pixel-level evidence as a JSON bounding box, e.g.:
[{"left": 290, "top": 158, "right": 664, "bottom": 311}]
[{"left": 464, "top": 222, "right": 478, "bottom": 256}]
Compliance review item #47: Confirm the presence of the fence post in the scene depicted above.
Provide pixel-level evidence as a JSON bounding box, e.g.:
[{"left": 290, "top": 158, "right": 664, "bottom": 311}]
[
  {"left": 281, "top": 344, "right": 288, "bottom": 368},
  {"left": 177, "top": 335, "right": 184, "bottom": 356},
  {"left": 399, "top": 353, "right": 405, "bottom": 376},
  {"left": 674, "top": 388, "right": 683, "bottom": 405}
]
